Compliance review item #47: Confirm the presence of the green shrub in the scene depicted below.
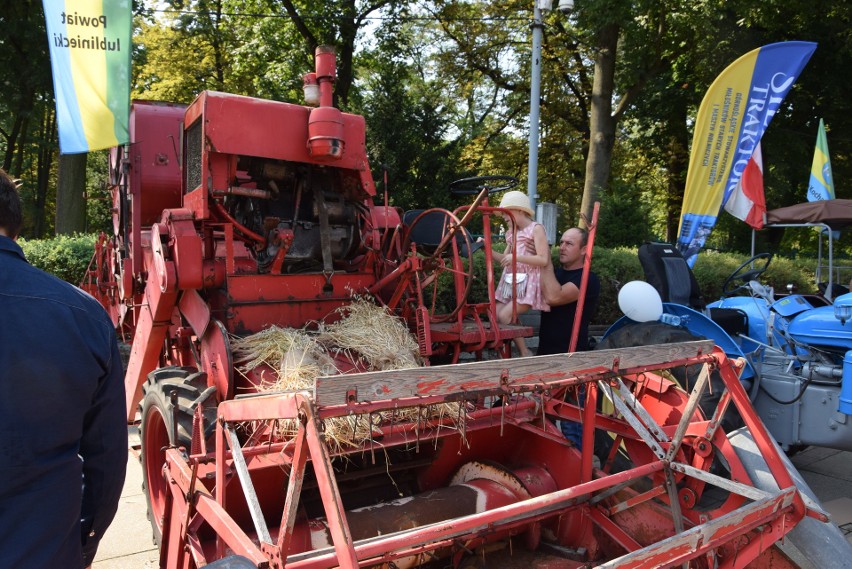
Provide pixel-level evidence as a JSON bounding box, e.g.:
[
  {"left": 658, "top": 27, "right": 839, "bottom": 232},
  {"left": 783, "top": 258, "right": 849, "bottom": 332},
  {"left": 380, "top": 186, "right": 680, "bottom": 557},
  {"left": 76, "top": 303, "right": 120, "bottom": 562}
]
[
  {"left": 693, "top": 250, "right": 816, "bottom": 301},
  {"left": 591, "top": 248, "right": 819, "bottom": 324},
  {"left": 18, "top": 234, "right": 96, "bottom": 285},
  {"left": 589, "top": 247, "right": 643, "bottom": 324},
  {"left": 15, "top": 234, "right": 825, "bottom": 327}
]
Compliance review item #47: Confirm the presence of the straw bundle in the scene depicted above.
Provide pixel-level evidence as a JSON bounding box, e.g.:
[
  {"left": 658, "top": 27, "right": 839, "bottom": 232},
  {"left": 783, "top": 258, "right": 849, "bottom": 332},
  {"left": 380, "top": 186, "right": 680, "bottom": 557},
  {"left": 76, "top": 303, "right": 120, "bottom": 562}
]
[
  {"left": 231, "top": 326, "right": 336, "bottom": 391},
  {"left": 231, "top": 299, "right": 463, "bottom": 452},
  {"left": 317, "top": 297, "right": 423, "bottom": 370}
]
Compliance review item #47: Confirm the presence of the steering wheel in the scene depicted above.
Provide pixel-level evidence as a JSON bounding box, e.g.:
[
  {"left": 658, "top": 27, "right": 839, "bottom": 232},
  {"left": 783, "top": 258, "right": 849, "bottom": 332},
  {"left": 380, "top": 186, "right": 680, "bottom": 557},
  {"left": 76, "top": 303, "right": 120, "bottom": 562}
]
[
  {"left": 721, "top": 253, "right": 773, "bottom": 296},
  {"left": 402, "top": 209, "right": 475, "bottom": 323},
  {"left": 448, "top": 175, "right": 519, "bottom": 196}
]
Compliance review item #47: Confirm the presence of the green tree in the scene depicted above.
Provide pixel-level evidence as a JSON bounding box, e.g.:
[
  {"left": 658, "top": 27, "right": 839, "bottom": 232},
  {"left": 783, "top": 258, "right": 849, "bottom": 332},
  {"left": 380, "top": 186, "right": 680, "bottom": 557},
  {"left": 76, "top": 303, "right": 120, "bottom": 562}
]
[
  {"left": 0, "top": 0, "right": 58, "bottom": 237},
  {"left": 133, "top": 5, "right": 240, "bottom": 102},
  {"left": 356, "top": 17, "right": 463, "bottom": 211},
  {"left": 272, "top": 0, "right": 405, "bottom": 107},
  {"left": 427, "top": 0, "right": 543, "bottom": 186},
  {"left": 9, "top": 0, "right": 850, "bottom": 252},
  {"left": 690, "top": 1, "right": 852, "bottom": 256},
  {"left": 85, "top": 150, "right": 112, "bottom": 234},
  {"left": 134, "top": 0, "right": 407, "bottom": 108},
  {"left": 567, "top": 0, "right": 727, "bottom": 229}
]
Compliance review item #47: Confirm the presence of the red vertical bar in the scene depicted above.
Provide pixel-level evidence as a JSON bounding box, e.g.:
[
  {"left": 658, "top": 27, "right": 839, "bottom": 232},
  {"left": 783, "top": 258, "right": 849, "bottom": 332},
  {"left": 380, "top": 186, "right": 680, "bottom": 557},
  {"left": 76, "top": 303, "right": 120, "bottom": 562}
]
[
  {"left": 303, "top": 405, "right": 359, "bottom": 569},
  {"left": 225, "top": 224, "right": 234, "bottom": 276},
  {"left": 215, "top": 419, "right": 227, "bottom": 559},
  {"left": 569, "top": 201, "right": 600, "bottom": 352},
  {"left": 581, "top": 382, "right": 598, "bottom": 482}
]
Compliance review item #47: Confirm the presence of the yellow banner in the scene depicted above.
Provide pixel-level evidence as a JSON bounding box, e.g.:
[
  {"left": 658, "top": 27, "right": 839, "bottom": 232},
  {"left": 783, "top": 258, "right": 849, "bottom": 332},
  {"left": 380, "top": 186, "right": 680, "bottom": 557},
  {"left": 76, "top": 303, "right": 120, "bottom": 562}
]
[
  {"left": 677, "top": 42, "right": 816, "bottom": 265},
  {"left": 43, "top": 0, "right": 131, "bottom": 153}
]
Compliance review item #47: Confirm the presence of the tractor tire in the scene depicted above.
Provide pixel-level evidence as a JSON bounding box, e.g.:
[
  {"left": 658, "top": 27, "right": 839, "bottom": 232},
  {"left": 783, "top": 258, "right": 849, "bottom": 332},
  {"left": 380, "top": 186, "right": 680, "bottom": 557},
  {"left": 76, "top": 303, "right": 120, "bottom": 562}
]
[
  {"left": 596, "top": 322, "right": 743, "bottom": 433},
  {"left": 139, "top": 367, "right": 217, "bottom": 545}
]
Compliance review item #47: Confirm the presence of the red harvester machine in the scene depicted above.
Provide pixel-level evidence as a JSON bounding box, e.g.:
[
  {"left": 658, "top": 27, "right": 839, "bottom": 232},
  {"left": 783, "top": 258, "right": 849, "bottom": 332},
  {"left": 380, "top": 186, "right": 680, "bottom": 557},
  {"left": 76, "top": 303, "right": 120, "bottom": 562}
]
[{"left": 83, "top": 47, "right": 819, "bottom": 568}]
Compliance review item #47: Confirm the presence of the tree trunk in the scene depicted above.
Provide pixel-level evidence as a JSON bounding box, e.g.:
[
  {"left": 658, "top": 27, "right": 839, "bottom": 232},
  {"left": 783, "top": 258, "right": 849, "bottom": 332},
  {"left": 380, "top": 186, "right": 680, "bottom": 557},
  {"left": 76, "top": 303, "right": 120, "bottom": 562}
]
[
  {"left": 665, "top": 102, "right": 689, "bottom": 242},
  {"left": 211, "top": 0, "right": 226, "bottom": 91},
  {"left": 335, "top": 1, "right": 357, "bottom": 108},
  {"left": 579, "top": 23, "right": 619, "bottom": 228},
  {"left": 2, "top": 115, "right": 23, "bottom": 172},
  {"left": 55, "top": 152, "right": 87, "bottom": 235},
  {"left": 34, "top": 107, "right": 57, "bottom": 238},
  {"left": 3, "top": 84, "right": 35, "bottom": 173}
]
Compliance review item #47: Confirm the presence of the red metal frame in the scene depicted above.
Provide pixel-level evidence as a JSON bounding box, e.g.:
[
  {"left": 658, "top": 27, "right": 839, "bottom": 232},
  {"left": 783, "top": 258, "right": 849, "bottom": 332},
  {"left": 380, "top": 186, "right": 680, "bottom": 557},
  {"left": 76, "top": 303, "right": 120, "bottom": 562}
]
[
  {"left": 152, "top": 343, "right": 807, "bottom": 568},
  {"left": 112, "top": 93, "right": 526, "bottom": 419}
]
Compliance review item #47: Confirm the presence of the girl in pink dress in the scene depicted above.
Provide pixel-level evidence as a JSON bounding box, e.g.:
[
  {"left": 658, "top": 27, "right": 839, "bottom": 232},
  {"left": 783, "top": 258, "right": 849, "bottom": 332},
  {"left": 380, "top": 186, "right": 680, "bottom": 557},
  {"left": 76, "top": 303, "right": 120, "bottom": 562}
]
[{"left": 490, "top": 191, "right": 551, "bottom": 357}]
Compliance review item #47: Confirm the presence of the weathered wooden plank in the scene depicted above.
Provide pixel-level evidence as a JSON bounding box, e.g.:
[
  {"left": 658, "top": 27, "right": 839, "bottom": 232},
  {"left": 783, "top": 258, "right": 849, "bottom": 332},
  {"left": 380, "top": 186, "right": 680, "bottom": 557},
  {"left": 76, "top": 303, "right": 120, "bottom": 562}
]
[{"left": 313, "top": 340, "right": 714, "bottom": 406}]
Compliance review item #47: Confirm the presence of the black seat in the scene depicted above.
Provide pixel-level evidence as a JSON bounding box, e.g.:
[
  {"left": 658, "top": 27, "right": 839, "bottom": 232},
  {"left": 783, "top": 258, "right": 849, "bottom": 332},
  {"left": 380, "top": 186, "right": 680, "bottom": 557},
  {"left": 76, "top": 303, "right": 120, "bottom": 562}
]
[
  {"left": 708, "top": 307, "right": 748, "bottom": 337},
  {"left": 403, "top": 210, "right": 483, "bottom": 258},
  {"left": 638, "top": 241, "right": 748, "bottom": 337},
  {"left": 638, "top": 241, "right": 705, "bottom": 310}
]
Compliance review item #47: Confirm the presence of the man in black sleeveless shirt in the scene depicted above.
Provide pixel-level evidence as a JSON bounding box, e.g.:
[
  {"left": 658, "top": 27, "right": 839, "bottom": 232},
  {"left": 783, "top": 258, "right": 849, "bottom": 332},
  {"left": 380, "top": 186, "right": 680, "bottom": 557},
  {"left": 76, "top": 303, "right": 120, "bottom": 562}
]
[
  {"left": 538, "top": 227, "right": 600, "bottom": 448},
  {"left": 538, "top": 227, "right": 600, "bottom": 355}
]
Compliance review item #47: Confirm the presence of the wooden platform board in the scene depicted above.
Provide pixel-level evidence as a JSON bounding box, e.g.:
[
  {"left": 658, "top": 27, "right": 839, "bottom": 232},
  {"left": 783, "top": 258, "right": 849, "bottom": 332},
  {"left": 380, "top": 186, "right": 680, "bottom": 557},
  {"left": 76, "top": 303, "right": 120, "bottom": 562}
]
[{"left": 314, "top": 340, "right": 715, "bottom": 406}]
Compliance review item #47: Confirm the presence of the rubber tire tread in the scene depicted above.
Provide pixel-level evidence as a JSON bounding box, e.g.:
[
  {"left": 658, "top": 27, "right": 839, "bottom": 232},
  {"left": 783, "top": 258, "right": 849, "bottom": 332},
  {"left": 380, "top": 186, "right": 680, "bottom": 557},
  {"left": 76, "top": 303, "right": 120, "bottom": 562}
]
[
  {"left": 139, "top": 366, "right": 216, "bottom": 545},
  {"left": 596, "top": 322, "right": 743, "bottom": 433}
]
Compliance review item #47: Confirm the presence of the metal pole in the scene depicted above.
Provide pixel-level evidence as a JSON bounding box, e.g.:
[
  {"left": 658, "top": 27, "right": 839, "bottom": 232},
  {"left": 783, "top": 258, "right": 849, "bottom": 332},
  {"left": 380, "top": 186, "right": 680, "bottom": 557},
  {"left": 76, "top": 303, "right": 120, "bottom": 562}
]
[{"left": 527, "top": 3, "right": 543, "bottom": 212}]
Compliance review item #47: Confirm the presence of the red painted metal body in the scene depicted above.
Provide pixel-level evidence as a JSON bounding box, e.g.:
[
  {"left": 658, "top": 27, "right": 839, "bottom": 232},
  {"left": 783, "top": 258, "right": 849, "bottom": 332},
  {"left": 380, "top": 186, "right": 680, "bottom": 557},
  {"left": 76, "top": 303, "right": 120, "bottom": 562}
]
[
  {"left": 104, "top": 75, "right": 391, "bottom": 417},
  {"left": 79, "top": 46, "right": 812, "bottom": 569},
  {"left": 89, "top": 72, "right": 529, "bottom": 417},
  {"left": 156, "top": 344, "right": 809, "bottom": 568}
]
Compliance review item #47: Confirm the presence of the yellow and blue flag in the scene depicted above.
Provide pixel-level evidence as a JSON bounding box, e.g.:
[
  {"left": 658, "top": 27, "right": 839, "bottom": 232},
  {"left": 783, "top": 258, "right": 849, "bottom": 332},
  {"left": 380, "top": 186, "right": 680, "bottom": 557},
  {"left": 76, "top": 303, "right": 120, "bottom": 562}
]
[
  {"left": 677, "top": 42, "right": 816, "bottom": 266},
  {"left": 806, "top": 118, "right": 834, "bottom": 202},
  {"left": 42, "top": 0, "right": 131, "bottom": 154}
]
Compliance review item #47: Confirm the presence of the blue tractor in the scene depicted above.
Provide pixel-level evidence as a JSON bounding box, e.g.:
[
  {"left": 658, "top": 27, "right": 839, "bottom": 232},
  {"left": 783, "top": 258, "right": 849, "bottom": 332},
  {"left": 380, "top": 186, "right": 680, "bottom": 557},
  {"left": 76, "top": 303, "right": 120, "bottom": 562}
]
[{"left": 601, "top": 200, "right": 852, "bottom": 453}]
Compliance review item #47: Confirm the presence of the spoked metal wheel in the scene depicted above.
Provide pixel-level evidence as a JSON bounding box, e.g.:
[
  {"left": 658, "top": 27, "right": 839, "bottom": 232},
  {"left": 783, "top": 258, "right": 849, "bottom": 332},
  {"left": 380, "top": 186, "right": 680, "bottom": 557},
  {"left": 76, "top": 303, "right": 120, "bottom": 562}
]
[
  {"left": 448, "top": 175, "right": 519, "bottom": 196},
  {"left": 595, "top": 322, "right": 745, "bottom": 512},
  {"left": 403, "top": 208, "right": 476, "bottom": 323}
]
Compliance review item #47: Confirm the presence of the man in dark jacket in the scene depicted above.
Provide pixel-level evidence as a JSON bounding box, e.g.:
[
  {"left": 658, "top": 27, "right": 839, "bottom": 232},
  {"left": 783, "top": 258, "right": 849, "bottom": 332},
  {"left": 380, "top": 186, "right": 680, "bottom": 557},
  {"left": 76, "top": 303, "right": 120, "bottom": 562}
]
[{"left": 0, "top": 169, "right": 127, "bottom": 568}]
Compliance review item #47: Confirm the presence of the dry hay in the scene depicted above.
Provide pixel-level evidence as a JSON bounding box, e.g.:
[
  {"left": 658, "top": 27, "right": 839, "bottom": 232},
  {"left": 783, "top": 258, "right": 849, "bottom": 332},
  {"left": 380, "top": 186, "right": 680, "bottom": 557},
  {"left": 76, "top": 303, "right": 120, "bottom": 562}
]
[
  {"left": 231, "top": 326, "right": 336, "bottom": 391},
  {"left": 230, "top": 299, "right": 463, "bottom": 453},
  {"left": 316, "top": 297, "right": 424, "bottom": 370}
]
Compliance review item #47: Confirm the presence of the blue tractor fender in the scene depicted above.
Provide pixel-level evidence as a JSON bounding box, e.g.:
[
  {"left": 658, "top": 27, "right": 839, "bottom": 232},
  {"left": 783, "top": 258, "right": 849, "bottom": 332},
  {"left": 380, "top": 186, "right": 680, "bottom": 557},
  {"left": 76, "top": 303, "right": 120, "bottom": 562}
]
[
  {"left": 602, "top": 302, "right": 755, "bottom": 381},
  {"left": 707, "top": 296, "right": 775, "bottom": 355}
]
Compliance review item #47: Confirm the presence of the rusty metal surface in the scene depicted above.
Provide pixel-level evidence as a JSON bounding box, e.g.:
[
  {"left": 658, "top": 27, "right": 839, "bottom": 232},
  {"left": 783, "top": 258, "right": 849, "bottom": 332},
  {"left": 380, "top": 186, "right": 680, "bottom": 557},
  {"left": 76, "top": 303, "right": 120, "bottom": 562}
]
[
  {"left": 595, "top": 487, "right": 797, "bottom": 568},
  {"left": 314, "top": 341, "right": 715, "bottom": 405}
]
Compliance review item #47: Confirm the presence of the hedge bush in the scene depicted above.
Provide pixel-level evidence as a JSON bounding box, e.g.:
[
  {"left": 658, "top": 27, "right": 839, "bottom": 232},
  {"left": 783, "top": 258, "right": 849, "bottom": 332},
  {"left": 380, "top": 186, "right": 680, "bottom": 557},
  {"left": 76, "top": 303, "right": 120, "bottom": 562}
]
[
  {"left": 598, "top": 248, "right": 825, "bottom": 323},
  {"left": 691, "top": 250, "right": 815, "bottom": 302},
  {"left": 18, "top": 234, "right": 96, "bottom": 285}
]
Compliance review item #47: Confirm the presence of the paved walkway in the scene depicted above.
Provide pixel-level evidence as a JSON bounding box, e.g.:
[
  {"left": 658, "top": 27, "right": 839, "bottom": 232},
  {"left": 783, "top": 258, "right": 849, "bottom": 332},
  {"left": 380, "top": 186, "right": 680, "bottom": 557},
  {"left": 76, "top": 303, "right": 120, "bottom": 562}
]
[
  {"left": 92, "top": 429, "right": 852, "bottom": 568},
  {"left": 91, "top": 428, "right": 158, "bottom": 569},
  {"left": 775, "top": 446, "right": 852, "bottom": 568}
]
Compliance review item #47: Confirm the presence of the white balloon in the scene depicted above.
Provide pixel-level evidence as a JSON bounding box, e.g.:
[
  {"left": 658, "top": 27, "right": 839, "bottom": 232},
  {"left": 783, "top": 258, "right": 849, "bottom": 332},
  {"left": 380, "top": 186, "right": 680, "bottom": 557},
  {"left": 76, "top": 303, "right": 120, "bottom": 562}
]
[{"left": 618, "top": 281, "right": 663, "bottom": 322}]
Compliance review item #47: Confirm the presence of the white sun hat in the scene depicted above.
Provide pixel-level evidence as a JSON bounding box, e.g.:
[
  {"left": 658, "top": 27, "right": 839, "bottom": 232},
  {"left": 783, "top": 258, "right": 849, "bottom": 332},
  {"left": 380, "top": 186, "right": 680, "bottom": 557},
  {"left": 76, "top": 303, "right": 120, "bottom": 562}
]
[{"left": 498, "top": 190, "right": 534, "bottom": 217}]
